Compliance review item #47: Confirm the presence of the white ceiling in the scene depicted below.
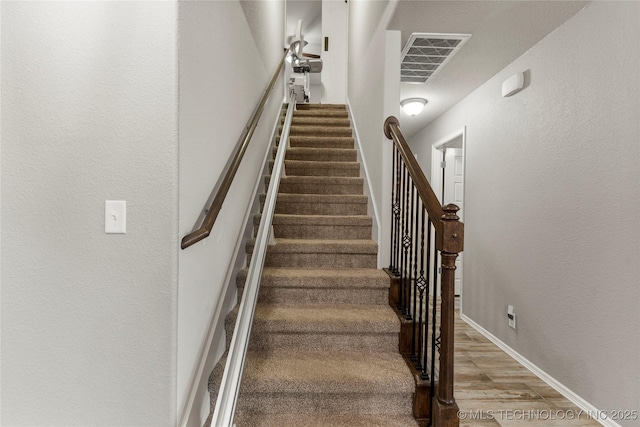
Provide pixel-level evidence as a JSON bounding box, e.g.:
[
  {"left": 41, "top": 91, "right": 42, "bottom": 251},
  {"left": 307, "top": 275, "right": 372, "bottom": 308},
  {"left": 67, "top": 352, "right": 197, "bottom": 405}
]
[
  {"left": 284, "top": 0, "right": 589, "bottom": 138},
  {"left": 388, "top": 1, "right": 589, "bottom": 137}
]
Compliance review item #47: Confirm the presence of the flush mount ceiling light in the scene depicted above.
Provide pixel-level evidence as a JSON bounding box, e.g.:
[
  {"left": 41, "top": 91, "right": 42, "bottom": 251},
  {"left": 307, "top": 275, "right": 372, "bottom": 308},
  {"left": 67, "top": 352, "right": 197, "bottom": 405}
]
[{"left": 401, "top": 98, "right": 427, "bottom": 116}]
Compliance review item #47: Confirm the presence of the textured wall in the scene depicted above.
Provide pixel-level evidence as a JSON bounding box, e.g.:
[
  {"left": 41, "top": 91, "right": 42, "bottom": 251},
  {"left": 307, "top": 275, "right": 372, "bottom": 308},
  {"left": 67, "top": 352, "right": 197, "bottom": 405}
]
[
  {"left": 178, "top": 0, "right": 284, "bottom": 424},
  {"left": 322, "top": 0, "right": 348, "bottom": 104},
  {"left": 347, "top": 0, "right": 395, "bottom": 227},
  {"left": 347, "top": 0, "right": 400, "bottom": 265},
  {"left": 409, "top": 2, "right": 640, "bottom": 420},
  {"left": 1, "top": 2, "right": 179, "bottom": 426}
]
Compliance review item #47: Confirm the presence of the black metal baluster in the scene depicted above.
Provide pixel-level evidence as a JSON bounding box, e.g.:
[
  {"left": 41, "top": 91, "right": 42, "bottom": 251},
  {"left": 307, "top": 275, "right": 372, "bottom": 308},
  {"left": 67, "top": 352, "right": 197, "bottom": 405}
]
[
  {"left": 389, "top": 145, "right": 400, "bottom": 274},
  {"left": 406, "top": 180, "right": 414, "bottom": 323},
  {"left": 410, "top": 195, "right": 420, "bottom": 362},
  {"left": 401, "top": 165, "right": 411, "bottom": 318},
  {"left": 430, "top": 249, "right": 439, "bottom": 398},
  {"left": 409, "top": 185, "right": 418, "bottom": 362},
  {"left": 422, "top": 218, "right": 433, "bottom": 380},
  {"left": 415, "top": 204, "right": 427, "bottom": 374},
  {"left": 389, "top": 145, "right": 398, "bottom": 272},
  {"left": 398, "top": 161, "right": 407, "bottom": 312},
  {"left": 393, "top": 150, "right": 401, "bottom": 276}
]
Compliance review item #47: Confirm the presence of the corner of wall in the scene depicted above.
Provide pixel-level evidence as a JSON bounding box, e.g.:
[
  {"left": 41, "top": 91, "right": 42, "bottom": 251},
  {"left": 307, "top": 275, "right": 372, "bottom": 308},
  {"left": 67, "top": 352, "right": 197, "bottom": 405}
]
[
  {"left": 346, "top": 99, "right": 380, "bottom": 246},
  {"left": 378, "top": 30, "right": 401, "bottom": 269}
]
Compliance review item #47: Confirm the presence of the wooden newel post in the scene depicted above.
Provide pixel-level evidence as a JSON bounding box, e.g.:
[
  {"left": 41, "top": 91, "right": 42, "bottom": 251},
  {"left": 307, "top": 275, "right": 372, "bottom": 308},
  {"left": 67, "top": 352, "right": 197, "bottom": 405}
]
[{"left": 434, "top": 204, "right": 463, "bottom": 427}]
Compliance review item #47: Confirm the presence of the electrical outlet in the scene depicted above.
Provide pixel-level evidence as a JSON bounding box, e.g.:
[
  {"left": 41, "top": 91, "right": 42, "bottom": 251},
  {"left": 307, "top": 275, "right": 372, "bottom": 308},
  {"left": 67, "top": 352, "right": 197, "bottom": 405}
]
[{"left": 507, "top": 305, "right": 516, "bottom": 329}]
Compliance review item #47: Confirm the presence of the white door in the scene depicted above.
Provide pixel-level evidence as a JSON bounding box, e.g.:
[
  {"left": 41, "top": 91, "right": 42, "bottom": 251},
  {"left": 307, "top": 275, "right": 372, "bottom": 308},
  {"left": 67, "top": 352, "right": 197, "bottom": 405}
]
[
  {"left": 443, "top": 148, "right": 464, "bottom": 218},
  {"left": 443, "top": 148, "right": 464, "bottom": 296}
]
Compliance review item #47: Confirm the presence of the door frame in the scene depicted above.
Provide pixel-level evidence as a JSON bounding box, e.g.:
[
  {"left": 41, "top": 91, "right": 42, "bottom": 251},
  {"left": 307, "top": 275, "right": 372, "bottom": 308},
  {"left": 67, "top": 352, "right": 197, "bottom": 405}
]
[{"left": 430, "top": 127, "right": 466, "bottom": 306}]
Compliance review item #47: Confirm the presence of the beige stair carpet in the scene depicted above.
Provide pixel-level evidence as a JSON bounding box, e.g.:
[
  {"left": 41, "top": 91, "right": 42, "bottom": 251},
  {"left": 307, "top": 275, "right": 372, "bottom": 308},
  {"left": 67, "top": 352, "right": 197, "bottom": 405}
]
[{"left": 207, "top": 104, "right": 416, "bottom": 427}]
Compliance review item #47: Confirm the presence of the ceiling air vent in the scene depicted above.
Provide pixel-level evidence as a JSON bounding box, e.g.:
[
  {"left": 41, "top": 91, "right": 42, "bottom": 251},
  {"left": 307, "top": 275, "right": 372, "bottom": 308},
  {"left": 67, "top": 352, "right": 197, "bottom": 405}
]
[{"left": 401, "top": 33, "right": 471, "bottom": 84}]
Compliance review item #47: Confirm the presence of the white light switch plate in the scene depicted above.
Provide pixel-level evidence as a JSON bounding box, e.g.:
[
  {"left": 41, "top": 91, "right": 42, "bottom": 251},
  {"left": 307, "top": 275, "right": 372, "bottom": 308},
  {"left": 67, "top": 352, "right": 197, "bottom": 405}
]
[{"left": 105, "top": 200, "right": 126, "bottom": 234}]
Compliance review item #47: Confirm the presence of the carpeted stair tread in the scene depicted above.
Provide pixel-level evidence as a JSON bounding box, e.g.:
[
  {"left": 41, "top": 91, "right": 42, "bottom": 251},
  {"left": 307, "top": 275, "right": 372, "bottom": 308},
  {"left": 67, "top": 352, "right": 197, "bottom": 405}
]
[
  {"left": 282, "top": 160, "right": 360, "bottom": 177},
  {"left": 278, "top": 135, "right": 354, "bottom": 148},
  {"left": 233, "top": 413, "right": 419, "bottom": 426},
  {"left": 262, "top": 193, "right": 367, "bottom": 204},
  {"left": 254, "top": 268, "right": 389, "bottom": 288},
  {"left": 247, "top": 238, "right": 378, "bottom": 254},
  {"left": 277, "top": 175, "right": 363, "bottom": 184},
  {"left": 238, "top": 267, "right": 389, "bottom": 288},
  {"left": 255, "top": 214, "right": 371, "bottom": 227},
  {"left": 296, "top": 103, "right": 346, "bottom": 110},
  {"left": 247, "top": 239, "right": 378, "bottom": 269},
  {"left": 284, "top": 115, "right": 351, "bottom": 124},
  {"left": 235, "top": 391, "right": 413, "bottom": 416},
  {"left": 240, "top": 350, "right": 414, "bottom": 394},
  {"left": 290, "top": 117, "right": 351, "bottom": 127},
  {"left": 235, "top": 268, "right": 390, "bottom": 305},
  {"left": 249, "top": 303, "right": 400, "bottom": 334},
  {"left": 282, "top": 147, "right": 357, "bottom": 162},
  {"left": 273, "top": 147, "right": 358, "bottom": 162},
  {"left": 288, "top": 125, "right": 352, "bottom": 137},
  {"left": 261, "top": 193, "right": 368, "bottom": 215},
  {"left": 253, "top": 213, "right": 371, "bottom": 239},
  {"left": 225, "top": 303, "right": 400, "bottom": 351},
  {"left": 276, "top": 176, "right": 364, "bottom": 195},
  {"left": 292, "top": 109, "right": 349, "bottom": 118}
]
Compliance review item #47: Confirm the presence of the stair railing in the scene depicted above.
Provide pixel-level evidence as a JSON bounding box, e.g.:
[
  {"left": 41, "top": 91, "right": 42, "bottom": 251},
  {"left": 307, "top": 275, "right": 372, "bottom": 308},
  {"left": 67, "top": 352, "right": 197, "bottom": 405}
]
[
  {"left": 181, "top": 53, "right": 286, "bottom": 250},
  {"left": 211, "top": 90, "right": 296, "bottom": 427},
  {"left": 384, "top": 116, "right": 463, "bottom": 427}
]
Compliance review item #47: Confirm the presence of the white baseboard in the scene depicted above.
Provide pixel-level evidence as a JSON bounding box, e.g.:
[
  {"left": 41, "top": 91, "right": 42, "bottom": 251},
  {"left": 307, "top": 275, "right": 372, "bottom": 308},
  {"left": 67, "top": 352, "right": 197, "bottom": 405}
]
[{"left": 460, "top": 313, "right": 621, "bottom": 427}]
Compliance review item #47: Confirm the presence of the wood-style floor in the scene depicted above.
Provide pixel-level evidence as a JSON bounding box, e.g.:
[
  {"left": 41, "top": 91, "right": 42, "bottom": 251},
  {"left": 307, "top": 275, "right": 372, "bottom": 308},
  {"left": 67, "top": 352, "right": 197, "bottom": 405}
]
[{"left": 454, "top": 312, "right": 601, "bottom": 426}]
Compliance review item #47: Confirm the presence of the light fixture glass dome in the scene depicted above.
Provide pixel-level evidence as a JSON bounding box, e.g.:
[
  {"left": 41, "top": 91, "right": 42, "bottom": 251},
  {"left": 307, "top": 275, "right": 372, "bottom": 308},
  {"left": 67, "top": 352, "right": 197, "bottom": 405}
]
[{"left": 401, "top": 98, "right": 427, "bottom": 116}]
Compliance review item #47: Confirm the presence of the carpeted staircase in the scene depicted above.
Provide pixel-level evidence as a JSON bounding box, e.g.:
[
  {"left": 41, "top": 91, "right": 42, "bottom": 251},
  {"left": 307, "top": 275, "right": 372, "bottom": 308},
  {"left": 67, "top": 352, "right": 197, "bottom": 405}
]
[{"left": 208, "top": 104, "right": 417, "bottom": 427}]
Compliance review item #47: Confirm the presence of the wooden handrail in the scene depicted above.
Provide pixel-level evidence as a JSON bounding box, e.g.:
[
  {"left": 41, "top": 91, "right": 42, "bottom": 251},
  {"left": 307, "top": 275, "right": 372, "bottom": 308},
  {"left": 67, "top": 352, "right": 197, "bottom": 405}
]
[
  {"left": 384, "top": 116, "right": 463, "bottom": 254},
  {"left": 181, "top": 53, "right": 287, "bottom": 250}
]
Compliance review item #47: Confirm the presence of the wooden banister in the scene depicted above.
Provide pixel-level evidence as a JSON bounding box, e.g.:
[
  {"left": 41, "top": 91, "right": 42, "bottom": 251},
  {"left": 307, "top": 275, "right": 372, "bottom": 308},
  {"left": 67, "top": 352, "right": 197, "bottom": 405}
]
[
  {"left": 384, "top": 116, "right": 463, "bottom": 427},
  {"left": 384, "top": 117, "right": 443, "bottom": 231},
  {"left": 384, "top": 116, "right": 463, "bottom": 253},
  {"left": 181, "top": 53, "right": 286, "bottom": 250}
]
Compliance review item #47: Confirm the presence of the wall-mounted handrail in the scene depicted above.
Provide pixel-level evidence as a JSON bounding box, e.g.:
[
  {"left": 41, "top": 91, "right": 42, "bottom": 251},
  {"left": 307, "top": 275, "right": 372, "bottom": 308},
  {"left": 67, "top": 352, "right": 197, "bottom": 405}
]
[
  {"left": 211, "top": 90, "right": 297, "bottom": 427},
  {"left": 384, "top": 116, "right": 463, "bottom": 427},
  {"left": 181, "top": 53, "right": 287, "bottom": 250}
]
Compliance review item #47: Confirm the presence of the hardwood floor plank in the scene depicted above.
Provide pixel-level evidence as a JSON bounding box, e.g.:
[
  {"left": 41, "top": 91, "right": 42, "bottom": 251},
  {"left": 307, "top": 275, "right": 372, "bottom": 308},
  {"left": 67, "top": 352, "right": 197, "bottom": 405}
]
[{"left": 454, "top": 313, "right": 600, "bottom": 426}]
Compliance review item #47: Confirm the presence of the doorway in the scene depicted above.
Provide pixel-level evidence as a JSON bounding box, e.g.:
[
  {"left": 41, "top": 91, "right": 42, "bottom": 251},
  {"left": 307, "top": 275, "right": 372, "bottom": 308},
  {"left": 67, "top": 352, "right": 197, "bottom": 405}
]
[
  {"left": 430, "top": 127, "right": 466, "bottom": 302},
  {"left": 285, "top": 1, "right": 322, "bottom": 102}
]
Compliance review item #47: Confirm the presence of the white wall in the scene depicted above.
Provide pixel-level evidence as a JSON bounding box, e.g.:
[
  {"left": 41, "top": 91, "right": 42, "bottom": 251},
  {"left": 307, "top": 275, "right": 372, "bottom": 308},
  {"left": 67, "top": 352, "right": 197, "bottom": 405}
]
[
  {"left": 1, "top": 2, "right": 179, "bottom": 426},
  {"left": 178, "top": 1, "right": 284, "bottom": 425},
  {"left": 379, "top": 30, "right": 401, "bottom": 267},
  {"left": 347, "top": 0, "right": 398, "bottom": 261},
  {"left": 409, "top": 2, "right": 640, "bottom": 421},
  {"left": 1, "top": 1, "right": 285, "bottom": 425},
  {"left": 321, "top": 0, "right": 348, "bottom": 104},
  {"left": 408, "top": 131, "right": 433, "bottom": 182}
]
